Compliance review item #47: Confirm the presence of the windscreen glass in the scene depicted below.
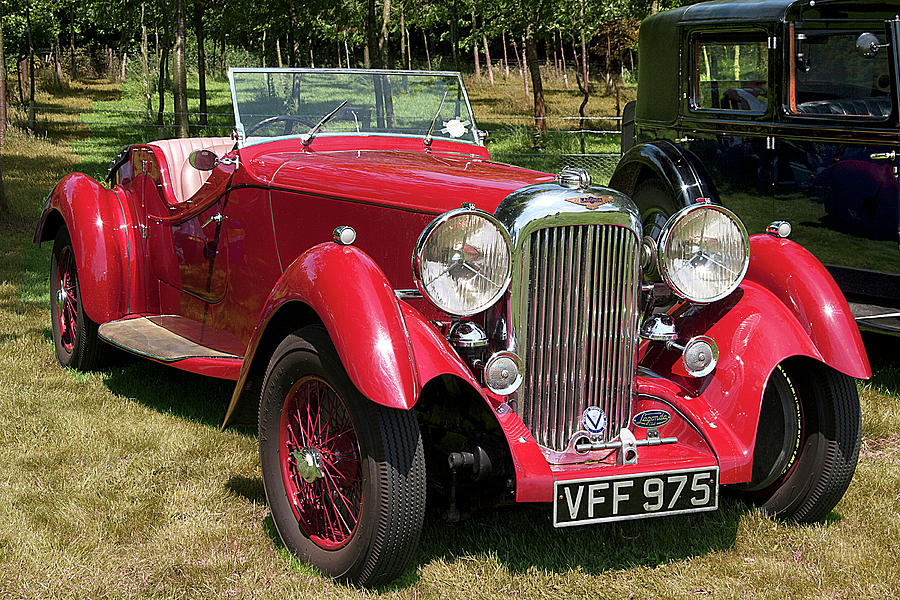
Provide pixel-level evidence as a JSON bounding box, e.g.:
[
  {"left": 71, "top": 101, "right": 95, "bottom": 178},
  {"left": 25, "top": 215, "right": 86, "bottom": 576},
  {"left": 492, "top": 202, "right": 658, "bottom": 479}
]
[{"left": 229, "top": 69, "right": 478, "bottom": 145}]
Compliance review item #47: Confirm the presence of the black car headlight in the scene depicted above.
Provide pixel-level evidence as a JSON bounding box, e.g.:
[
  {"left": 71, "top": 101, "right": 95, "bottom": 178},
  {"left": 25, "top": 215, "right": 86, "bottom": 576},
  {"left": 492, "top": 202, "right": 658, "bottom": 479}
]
[
  {"left": 413, "top": 208, "right": 512, "bottom": 316},
  {"left": 657, "top": 203, "right": 749, "bottom": 303}
]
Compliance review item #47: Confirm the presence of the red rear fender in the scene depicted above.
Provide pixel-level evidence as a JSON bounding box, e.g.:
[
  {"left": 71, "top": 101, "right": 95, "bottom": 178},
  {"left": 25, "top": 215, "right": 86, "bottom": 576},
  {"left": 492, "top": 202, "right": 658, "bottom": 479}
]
[{"left": 34, "top": 173, "right": 135, "bottom": 324}]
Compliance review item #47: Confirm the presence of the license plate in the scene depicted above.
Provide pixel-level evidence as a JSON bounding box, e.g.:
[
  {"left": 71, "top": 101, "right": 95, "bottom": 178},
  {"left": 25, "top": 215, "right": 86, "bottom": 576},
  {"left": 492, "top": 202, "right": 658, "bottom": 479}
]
[{"left": 553, "top": 467, "right": 719, "bottom": 527}]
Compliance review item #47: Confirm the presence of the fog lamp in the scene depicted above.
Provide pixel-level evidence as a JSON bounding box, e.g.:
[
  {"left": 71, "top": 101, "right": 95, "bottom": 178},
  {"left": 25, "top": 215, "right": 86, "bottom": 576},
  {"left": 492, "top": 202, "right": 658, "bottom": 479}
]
[
  {"left": 681, "top": 335, "right": 719, "bottom": 377},
  {"left": 483, "top": 351, "right": 523, "bottom": 395}
]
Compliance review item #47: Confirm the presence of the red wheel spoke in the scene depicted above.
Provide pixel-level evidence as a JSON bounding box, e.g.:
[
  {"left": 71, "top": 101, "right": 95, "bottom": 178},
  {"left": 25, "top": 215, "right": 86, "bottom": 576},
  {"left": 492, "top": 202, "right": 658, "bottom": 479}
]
[{"left": 279, "top": 375, "right": 362, "bottom": 550}]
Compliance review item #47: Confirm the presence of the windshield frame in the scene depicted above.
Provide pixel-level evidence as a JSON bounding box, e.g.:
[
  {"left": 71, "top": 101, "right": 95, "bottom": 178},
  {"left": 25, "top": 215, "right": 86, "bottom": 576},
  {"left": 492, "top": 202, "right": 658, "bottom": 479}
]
[{"left": 227, "top": 67, "right": 482, "bottom": 148}]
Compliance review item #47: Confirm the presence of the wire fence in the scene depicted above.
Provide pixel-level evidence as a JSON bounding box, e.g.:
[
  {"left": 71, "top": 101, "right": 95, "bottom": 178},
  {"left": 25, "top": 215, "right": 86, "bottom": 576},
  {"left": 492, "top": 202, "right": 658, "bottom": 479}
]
[
  {"left": 7, "top": 104, "right": 624, "bottom": 182},
  {"left": 493, "top": 153, "right": 620, "bottom": 185}
]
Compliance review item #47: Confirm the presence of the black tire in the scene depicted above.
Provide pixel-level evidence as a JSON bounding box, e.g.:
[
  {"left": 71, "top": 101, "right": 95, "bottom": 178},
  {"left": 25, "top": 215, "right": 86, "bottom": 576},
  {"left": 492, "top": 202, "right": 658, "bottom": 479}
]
[
  {"left": 258, "top": 325, "right": 426, "bottom": 587},
  {"left": 50, "top": 228, "right": 106, "bottom": 370},
  {"left": 632, "top": 177, "right": 678, "bottom": 244},
  {"left": 732, "top": 362, "right": 861, "bottom": 523}
]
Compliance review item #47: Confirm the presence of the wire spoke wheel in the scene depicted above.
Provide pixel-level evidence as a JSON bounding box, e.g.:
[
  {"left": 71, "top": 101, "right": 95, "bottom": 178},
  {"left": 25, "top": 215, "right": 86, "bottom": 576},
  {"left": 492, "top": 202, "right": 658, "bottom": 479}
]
[
  {"left": 259, "top": 325, "right": 426, "bottom": 586},
  {"left": 55, "top": 246, "right": 78, "bottom": 353},
  {"left": 279, "top": 376, "right": 362, "bottom": 550},
  {"left": 49, "top": 229, "right": 105, "bottom": 370}
]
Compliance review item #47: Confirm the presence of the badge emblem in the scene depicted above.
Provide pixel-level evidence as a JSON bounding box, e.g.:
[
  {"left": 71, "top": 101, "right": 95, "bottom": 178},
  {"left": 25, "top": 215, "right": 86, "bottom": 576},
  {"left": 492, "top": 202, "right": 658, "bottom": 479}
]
[
  {"left": 565, "top": 194, "right": 614, "bottom": 210},
  {"left": 632, "top": 410, "right": 671, "bottom": 429},
  {"left": 582, "top": 406, "right": 607, "bottom": 437}
]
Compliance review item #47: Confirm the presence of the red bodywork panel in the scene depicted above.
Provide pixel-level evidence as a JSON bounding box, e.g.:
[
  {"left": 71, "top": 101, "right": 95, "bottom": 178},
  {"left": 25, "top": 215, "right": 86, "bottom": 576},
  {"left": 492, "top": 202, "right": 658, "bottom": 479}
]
[{"left": 36, "top": 132, "right": 870, "bottom": 505}]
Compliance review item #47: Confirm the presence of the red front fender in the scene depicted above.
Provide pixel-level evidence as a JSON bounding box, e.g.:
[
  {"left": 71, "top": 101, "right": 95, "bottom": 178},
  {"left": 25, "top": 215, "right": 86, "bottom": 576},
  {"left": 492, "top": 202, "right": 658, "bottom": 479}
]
[
  {"left": 34, "top": 173, "right": 135, "bottom": 324},
  {"left": 225, "top": 242, "right": 488, "bottom": 426},
  {"left": 744, "top": 234, "right": 870, "bottom": 380},
  {"left": 639, "top": 233, "right": 870, "bottom": 484}
]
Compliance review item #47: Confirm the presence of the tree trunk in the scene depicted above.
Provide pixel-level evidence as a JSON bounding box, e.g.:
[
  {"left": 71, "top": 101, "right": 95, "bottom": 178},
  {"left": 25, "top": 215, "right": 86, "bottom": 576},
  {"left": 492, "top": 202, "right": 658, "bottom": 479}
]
[
  {"left": 157, "top": 42, "right": 169, "bottom": 137},
  {"left": 194, "top": 1, "right": 207, "bottom": 125},
  {"left": 141, "top": 2, "right": 152, "bottom": 119},
  {"left": 173, "top": 0, "right": 189, "bottom": 138},
  {"left": 578, "top": 1, "right": 590, "bottom": 154},
  {"left": 379, "top": 0, "right": 391, "bottom": 68},
  {"left": 0, "top": 17, "right": 7, "bottom": 148},
  {"left": 580, "top": 6, "right": 588, "bottom": 86},
  {"left": 423, "top": 29, "right": 431, "bottom": 70},
  {"left": 517, "top": 37, "right": 528, "bottom": 98},
  {"left": 277, "top": 37, "right": 284, "bottom": 68},
  {"left": 482, "top": 28, "right": 494, "bottom": 84},
  {"left": 0, "top": 18, "right": 7, "bottom": 216},
  {"left": 53, "top": 33, "right": 62, "bottom": 87},
  {"left": 344, "top": 37, "right": 351, "bottom": 69},
  {"left": 471, "top": 10, "right": 480, "bottom": 78},
  {"left": 309, "top": 39, "right": 314, "bottom": 68},
  {"left": 288, "top": 6, "right": 298, "bottom": 67},
  {"left": 400, "top": 5, "right": 406, "bottom": 69},
  {"left": 450, "top": 0, "right": 459, "bottom": 71},
  {"left": 525, "top": 28, "right": 545, "bottom": 133},
  {"left": 69, "top": 19, "right": 76, "bottom": 77},
  {"left": 558, "top": 30, "right": 568, "bottom": 89},
  {"left": 120, "top": 49, "right": 128, "bottom": 81},
  {"left": 25, "top": 4, "right": 35, "bottom": 130},
  {"left": 16, "top": 60, "right": 23, "bottom": 106},
  {"left": 502, "top": 30, "right": 509, "bottom": 77},
  {"left": 219, "top": 35, "right": 226, "bottom": 75},
  {"left": 365, "top": 0, "right": 376, "bottom": 68},
  {"left": 552, "top": 38, "right": 559, "bottom": 78}
]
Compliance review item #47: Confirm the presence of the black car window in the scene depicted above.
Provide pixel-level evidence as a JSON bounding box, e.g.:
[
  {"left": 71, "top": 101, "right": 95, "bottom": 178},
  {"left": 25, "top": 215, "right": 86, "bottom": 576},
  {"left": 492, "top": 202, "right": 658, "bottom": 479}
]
[
  {"left": 692, "top": 34, "right": 768, "bottom": 113},
  {"left": 790, "top": 27, "right": 892, "bottom": 119}
]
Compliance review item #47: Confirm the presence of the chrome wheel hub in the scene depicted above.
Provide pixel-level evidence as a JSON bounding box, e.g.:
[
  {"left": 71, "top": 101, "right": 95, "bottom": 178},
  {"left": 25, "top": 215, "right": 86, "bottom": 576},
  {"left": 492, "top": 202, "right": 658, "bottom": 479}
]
[{"left": 292, "top": 447, "right": 324, "bottom": 483}]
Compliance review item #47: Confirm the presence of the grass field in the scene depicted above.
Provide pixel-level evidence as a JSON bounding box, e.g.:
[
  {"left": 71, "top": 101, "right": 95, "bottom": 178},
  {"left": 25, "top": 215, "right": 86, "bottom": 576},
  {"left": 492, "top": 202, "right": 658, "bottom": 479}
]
[{"left": 0, "top": 75, "right": 899, "bottom": 599}]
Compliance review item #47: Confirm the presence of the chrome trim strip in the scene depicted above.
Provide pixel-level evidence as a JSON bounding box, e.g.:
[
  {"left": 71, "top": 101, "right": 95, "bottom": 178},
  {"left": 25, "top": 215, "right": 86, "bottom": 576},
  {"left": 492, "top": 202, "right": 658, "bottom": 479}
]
[{"left": 394, "top": 289, "right": 424, "bottom": 300}]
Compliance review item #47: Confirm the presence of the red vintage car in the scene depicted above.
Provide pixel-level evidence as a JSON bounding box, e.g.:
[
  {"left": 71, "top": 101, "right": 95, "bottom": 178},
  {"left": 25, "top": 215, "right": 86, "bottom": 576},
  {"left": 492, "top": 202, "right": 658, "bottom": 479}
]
[{"left": 35, "top": 68, "right": 870, "bottom": 586}]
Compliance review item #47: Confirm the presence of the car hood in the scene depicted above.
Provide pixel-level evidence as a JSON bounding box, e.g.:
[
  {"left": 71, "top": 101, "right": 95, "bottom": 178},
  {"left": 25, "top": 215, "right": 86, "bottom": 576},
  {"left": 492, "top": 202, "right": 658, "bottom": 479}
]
[{"left": 249, "top": 148, "right": 555, "bottom": 215}]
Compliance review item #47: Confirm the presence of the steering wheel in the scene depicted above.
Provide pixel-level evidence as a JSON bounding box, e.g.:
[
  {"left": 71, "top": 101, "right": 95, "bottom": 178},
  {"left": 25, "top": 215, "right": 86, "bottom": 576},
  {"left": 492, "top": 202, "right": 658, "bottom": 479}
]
[{"left": 245, "top": 115, "right": 316, "bottom": 136}]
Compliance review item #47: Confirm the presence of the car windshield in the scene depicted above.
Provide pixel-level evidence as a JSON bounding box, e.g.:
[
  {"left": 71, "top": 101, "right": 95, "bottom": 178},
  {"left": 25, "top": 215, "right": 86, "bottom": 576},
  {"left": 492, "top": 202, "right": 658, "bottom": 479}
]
[{"left": 229, "top": 68, "right": 479, "bottom": 147}]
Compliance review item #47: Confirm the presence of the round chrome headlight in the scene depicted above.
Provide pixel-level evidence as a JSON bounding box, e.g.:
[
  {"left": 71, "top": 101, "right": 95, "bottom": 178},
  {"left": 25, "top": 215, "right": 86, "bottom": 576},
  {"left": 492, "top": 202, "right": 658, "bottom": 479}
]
[
  {"left": 657, "top": 204, "right": 749, "bottom": 303},
  {"left": 413, "top": 208, "right": 513, "bottom": 316}
]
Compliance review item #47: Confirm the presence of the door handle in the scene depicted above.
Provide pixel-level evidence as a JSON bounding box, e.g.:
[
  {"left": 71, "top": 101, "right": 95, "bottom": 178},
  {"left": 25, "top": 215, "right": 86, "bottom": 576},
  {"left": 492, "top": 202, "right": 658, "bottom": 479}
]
[
  {"left": 869, "top": 151, "right": 896, "bottom": 161},
  {"left": 202, "top": 213, "right": 224, "bottom": 228}
]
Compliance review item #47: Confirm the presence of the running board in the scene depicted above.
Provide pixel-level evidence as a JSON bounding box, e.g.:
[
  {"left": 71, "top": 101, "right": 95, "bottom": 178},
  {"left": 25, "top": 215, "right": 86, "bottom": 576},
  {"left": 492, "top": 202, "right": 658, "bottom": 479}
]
[
  {"left": 849, "top": 302, "right": 900, "bottom": 335},
  {"left": 98, "top": 317, "right": 242, "bottom": 362}
]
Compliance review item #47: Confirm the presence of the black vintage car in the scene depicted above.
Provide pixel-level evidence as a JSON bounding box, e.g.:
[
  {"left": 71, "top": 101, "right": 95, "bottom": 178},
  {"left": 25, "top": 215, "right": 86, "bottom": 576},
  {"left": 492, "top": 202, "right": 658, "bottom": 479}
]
[{"left": 612, "top": 0, "right": 900, "bottom": 333}]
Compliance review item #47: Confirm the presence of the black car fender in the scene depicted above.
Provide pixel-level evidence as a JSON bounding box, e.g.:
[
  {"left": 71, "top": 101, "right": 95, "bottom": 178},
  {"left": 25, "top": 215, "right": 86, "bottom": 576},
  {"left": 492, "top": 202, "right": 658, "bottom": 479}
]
[{"left": 609, "top": 140, "right": 720, "bottom": 211}]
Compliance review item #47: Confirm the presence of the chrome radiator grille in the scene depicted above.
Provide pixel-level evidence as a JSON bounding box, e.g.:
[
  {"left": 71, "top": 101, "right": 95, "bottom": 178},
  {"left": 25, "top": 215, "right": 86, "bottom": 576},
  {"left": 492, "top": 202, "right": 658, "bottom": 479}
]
[{"left": 515, "top": 224, "right": 642, "bottom": 451}]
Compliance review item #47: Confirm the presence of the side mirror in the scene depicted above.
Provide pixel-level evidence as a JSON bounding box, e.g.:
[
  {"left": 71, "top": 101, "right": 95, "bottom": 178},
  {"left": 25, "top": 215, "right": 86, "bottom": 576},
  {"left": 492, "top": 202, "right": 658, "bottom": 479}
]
[
  {"left": 857, "top": 32, "right": 888, "bottom": 58},
  {"left": 188, "top": 148, "right": 220, "bottom": 171}
]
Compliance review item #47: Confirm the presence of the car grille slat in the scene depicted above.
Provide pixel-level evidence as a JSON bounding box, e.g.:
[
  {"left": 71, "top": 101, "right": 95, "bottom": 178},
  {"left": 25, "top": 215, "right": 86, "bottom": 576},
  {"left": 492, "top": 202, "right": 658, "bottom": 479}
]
[{"left": 517, "top": 224, "right": 641, "bottom": 452}]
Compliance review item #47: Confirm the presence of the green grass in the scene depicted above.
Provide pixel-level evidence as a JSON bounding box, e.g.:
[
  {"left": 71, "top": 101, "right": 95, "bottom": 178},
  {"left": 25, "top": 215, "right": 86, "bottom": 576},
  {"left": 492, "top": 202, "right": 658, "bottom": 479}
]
[{"left": 0, "top": 75, "right": 898, "bottom": 599}]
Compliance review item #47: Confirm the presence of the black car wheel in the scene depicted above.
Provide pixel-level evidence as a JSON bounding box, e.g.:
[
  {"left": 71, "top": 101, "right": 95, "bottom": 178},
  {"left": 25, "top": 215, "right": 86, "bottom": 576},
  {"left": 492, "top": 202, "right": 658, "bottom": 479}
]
[
  {"left": 259, "top": 325, "right": 426, "bottom": 587},
  {"left": 50, "top": 228, "right": 106, "bottom": 370},
  {"left": 732, "top": 361, "right": 861, "bottom": 523}
]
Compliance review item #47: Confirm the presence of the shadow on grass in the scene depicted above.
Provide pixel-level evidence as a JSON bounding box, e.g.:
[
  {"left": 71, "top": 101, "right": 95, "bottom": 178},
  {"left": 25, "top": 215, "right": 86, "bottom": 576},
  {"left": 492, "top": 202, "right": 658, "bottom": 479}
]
[
  {"left": 101, "top": 355, "right": 240, "bottom": 430},
  {"left": 223, "top": 469, "right": 745, "bottom": 591},
  {"left": 413, "top": 498, "right": 745, "bottom": 578}
]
